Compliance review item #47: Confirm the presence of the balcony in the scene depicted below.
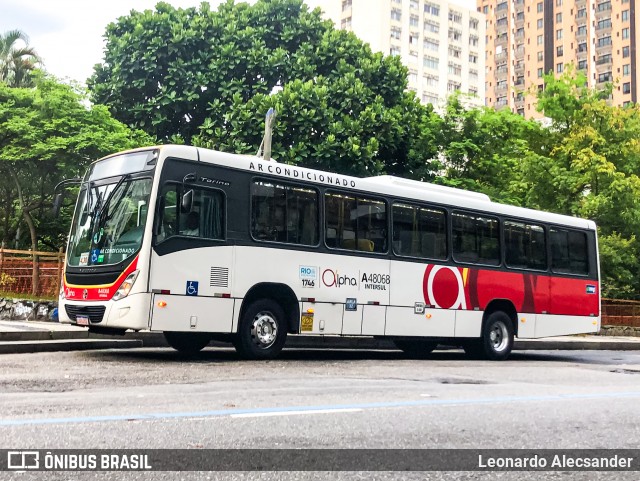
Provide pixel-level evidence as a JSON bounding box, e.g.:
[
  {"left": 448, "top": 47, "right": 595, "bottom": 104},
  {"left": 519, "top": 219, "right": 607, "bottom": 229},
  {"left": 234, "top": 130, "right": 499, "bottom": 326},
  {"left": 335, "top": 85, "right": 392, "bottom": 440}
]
[
  {"left": 576, "top": 27, "right": 588, "bottom": 40},
  {"left": 595, "top": 39, "right": 613, "bottom": 53},
  {"left": 596, "top": 20, "right": 612, "bottom": 34},
  {"left": 596, "top": 56, "right": 613, "bottom": 66}
]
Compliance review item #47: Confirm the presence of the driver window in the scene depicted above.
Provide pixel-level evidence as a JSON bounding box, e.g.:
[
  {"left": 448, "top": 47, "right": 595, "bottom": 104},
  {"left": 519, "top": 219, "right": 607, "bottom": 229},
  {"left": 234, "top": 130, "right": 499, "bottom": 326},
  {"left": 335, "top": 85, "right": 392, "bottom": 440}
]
[{"left": 157, "top": 184, "right": 225, "bottom": 242}]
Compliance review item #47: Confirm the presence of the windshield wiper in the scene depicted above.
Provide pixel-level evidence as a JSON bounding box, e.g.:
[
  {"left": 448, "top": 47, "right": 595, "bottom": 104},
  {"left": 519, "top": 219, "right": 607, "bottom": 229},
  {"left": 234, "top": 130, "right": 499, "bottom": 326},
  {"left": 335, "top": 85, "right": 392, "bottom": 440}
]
[
  {"left": 90, "top": 174, "right": 131, "bottom": 248},
  {"left": 96, "top": 174, "right": 131, "bottom": 223}
]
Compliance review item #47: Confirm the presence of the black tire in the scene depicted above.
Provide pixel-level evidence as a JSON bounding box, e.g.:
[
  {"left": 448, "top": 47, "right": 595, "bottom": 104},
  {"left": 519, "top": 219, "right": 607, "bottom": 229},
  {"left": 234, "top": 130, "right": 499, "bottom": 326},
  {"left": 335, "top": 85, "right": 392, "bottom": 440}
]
[
  {"left": 235, "top": 299, "right": 287, "bottom": 360},
  {"left": 393, "top": 339, "right": 438, "bottom": 358},
  {"left": 164, "top": 331, "right": 211, "bottom": 354},
  {"left": 465, "top": 311, "right": 514, "bottom": 361}
]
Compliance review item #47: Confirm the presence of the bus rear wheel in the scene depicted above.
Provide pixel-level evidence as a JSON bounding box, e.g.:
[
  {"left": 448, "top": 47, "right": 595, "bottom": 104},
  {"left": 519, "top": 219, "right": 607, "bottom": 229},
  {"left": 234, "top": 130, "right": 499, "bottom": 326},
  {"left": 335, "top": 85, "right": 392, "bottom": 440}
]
[
  {"left": 235, "top": 299, "right": 287, "bottom": 360},
  {"left": 393, "top": 339, "right": 438, "bottom": 358},
  {"left": 164, "top": 331, "right": 211, "bottom": 354},
  {"left": 464, "top": 311, "right": 514, "bottom": 361}
]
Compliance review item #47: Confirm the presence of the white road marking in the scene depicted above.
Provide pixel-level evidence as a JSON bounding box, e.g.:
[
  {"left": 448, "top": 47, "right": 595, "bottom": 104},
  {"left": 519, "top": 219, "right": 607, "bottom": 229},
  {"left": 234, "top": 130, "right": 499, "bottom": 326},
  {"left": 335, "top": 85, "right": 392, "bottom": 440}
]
[{"left": 230, "top": 408, "right": 362, "bottom": 418}]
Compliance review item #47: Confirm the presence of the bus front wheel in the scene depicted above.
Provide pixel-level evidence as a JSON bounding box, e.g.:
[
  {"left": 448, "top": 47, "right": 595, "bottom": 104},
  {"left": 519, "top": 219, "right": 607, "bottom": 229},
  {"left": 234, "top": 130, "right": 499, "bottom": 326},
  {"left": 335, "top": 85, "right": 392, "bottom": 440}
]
[
  {"left": 464, "top": 311, "right": 514, "bottom": 361},
  {"left": 164, "top": 331, "right": 211, "bottom": 354},
  {"left": 235, "top": 299, "right": 287, "bottom": 360}
]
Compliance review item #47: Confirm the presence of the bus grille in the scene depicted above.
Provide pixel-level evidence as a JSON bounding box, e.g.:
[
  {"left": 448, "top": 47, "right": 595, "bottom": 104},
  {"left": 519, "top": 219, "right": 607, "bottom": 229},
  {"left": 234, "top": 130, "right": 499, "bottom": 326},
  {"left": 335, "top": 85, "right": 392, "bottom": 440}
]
[
  {"left": 210, "top": 267, "right": 229, "bottom": 287},
  {"left": 64, "top": 305, "right": 106, "bottom": 324}
]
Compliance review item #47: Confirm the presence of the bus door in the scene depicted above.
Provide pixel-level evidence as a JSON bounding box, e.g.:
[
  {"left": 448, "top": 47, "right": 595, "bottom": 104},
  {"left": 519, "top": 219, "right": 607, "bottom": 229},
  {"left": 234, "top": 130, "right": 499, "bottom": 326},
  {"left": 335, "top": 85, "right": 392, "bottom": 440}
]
[{"left": 149, "top": 182, "right": 234, "bottom": 333}]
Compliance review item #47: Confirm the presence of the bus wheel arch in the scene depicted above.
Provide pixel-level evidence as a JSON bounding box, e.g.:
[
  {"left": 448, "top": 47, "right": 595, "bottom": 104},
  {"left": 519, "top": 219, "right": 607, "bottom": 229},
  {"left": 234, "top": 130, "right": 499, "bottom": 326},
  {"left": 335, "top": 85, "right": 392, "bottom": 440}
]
[
  {"left": 234, "top": 283, "right": 298, "bottom": 360},
  {"left": 483, "top": 299, "right": 518, "bottom": 337},
  {"left": 239, "top": 283, "right": 300, "bottom": 334},
  {"left": 464, "top": 299, "right": 517, "bottom": 361}
]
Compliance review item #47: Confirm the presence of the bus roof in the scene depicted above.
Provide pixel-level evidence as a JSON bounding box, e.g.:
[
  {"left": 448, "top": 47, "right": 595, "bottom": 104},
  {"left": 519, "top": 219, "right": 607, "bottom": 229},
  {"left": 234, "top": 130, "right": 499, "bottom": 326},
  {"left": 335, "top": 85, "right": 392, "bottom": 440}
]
[{"left": 109, "top": 144, "right": 597, "bottom": 231}]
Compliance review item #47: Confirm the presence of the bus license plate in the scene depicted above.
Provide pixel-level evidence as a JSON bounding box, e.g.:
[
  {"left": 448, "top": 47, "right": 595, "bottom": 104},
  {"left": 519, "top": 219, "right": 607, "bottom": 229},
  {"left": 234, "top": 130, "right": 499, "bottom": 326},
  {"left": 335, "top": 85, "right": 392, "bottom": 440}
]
[{"left": 76, "top": 315, "right": 89, "bottom": 326}]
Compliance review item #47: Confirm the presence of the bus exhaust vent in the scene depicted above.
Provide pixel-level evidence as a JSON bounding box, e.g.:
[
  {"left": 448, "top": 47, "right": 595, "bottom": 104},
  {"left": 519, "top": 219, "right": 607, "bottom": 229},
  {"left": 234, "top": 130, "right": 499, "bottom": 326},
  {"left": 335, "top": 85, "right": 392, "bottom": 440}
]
[{"left": 210, "top": 267, "right": 229, "bottom": 288}]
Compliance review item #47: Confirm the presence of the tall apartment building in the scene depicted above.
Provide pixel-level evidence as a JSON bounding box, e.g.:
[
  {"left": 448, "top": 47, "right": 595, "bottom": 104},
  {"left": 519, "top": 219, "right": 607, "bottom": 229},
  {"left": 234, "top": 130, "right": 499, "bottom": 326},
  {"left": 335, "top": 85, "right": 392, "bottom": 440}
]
[
  {"left": 306, "top": 0, "right": 486, "bottom": 109},
  {"left": 480, "top": 0, "right": 639, "bottom": 118}
]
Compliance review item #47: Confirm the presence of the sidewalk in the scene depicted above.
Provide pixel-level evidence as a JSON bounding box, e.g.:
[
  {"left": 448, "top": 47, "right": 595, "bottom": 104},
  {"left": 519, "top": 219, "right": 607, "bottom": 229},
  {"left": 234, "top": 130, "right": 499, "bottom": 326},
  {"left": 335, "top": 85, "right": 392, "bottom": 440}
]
[{"left": 1, "top": 319, "right": 640, "bottom": 354}]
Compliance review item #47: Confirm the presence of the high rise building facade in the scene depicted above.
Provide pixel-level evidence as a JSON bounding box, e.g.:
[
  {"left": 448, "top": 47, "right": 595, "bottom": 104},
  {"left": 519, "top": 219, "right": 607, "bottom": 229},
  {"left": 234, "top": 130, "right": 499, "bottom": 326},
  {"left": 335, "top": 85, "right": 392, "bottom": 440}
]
[
  {"left": 480, "top": 0, "right": 639, "bottom": 118},
  {"left": 307, "top": 0, "right": 486, "bottom": 109}
]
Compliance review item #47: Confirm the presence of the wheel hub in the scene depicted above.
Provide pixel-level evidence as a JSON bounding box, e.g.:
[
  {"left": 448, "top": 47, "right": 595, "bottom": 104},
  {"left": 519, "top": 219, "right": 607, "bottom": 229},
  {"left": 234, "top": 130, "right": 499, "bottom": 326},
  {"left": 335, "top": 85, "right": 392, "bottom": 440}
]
[
  {"left": 251, "top": 312, "right": 277, "bottom": 348},
  {"left": 489, "top": 322, "right": 508, "bottom": 352}
]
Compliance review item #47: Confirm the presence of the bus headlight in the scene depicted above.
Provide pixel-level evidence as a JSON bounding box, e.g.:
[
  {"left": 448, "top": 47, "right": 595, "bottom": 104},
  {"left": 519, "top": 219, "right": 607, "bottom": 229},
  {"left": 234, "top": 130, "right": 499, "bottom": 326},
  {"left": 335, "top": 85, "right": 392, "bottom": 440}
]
[{"left": 112, "top": 270, "right": 139, "bottom": 301}]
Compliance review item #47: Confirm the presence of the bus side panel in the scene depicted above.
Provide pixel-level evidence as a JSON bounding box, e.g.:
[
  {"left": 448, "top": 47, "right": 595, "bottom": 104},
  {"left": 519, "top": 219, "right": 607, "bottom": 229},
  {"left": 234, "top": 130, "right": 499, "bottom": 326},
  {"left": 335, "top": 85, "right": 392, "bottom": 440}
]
[
  {"left": 385, "top": 306, "right": 455, "bottom": 336},
  {"left": 300, "top": 301, "right": 343, "bottom": 335},
  {"left": 148, "top": 246, "right": 235, "bottom": 333},
  {"left": 150, "top": 294, "right": 234, "bottom": 333},
  {"left": 454, "top": 310, "right": 483, "bottom": 337},
  {"left": 233, "top": 246, "right": 390, "bottom": 336},
  {"left": 535, "top": 314, "right": 599, "bottom": 337},
  {"left": 549, "top": 277, "right": 600, "bottom": 316},
  {"left": 361, "top": 304, "right": 386, "bottom": 335},
  {"left": 387, "top": 260, "right": 455, "bottom": 337}
]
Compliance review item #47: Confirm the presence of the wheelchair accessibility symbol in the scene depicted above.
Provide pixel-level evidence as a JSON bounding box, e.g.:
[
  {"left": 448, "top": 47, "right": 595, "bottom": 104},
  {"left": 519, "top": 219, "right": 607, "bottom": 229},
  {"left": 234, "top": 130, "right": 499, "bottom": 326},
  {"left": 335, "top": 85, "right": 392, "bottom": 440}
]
[{"left": 186, "top": 281, "right": 199, "bottom": 296}]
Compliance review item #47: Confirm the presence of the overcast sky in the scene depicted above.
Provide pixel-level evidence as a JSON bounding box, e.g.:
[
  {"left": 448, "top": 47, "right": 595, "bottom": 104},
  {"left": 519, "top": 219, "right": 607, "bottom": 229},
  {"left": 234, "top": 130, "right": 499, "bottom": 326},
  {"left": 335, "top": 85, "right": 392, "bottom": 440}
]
[{"left": 0, "top": 0, "right": 246, "bottom": 84}]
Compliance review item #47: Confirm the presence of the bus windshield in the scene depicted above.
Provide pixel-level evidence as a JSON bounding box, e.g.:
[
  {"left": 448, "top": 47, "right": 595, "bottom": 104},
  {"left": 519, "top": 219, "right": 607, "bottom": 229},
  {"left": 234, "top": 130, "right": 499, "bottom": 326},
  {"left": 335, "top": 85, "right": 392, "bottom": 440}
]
[{"left": 67, "top": 177, "right": 153, "bottom": 267}]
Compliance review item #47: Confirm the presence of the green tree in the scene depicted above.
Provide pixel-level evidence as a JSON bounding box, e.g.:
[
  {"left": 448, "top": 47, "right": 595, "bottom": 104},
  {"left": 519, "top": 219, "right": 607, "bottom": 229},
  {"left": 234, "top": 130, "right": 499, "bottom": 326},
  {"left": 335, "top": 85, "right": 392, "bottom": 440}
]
[
  {"left": 522, "top": 69, "right": 640, "bottom": 298},
  {"left": 437, "top": 95, "right": 543, "bottom": 204},
  {"left": 0, "top": 75, "right": 153, "bottom": 292},
  {"left": 0, "top": 30, "right": 41, "bottom": 87},
  {"left": 90, "top": 0, "right": 440, "bottom": 178}
]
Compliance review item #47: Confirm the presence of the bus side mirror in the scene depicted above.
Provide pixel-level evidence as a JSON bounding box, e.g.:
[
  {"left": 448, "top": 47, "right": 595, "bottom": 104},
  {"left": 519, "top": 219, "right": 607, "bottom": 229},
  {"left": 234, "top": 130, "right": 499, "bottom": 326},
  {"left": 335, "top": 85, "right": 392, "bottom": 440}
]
[
  {"left": 181, "top": 190, "right": 194, "bottom": 213},
  {"left": 52, "top": 193, "right": 63, "bottom": 217}
]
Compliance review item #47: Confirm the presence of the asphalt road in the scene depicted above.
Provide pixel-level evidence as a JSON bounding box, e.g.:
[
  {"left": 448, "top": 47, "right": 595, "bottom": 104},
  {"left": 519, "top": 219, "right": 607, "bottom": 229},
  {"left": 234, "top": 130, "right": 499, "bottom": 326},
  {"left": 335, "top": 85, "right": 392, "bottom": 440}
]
[{"left": 1, "top": 347, "right": 639, "bottom": 481}]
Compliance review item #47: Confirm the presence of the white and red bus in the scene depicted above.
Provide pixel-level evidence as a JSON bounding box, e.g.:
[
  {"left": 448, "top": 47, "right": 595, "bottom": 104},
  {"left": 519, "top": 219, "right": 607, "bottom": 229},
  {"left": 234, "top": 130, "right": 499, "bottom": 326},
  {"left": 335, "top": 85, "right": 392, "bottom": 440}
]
[{"left": 59, "top": 145, "right": 600, "bottom": 360}]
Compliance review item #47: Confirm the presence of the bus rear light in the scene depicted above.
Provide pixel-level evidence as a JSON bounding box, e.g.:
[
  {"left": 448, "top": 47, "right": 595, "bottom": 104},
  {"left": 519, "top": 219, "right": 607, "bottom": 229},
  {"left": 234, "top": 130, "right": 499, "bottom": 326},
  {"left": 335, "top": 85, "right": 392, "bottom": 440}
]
[
  {"left": 161, "top": 289, "right": 171, "bottom": 295},
  {"left": 301, "top": 297, "right": 316, "bottom": 303},
  {"left": 113, "top": 270, "right": 139, "bottom": 301},
  {"left": 214, "top": 293, "right": 231, "bottom": 298},
  {"left": 157, "top": 301, "right": 167, "bottom": 308},
  {"left": 367, "top": 301, "right": 380, "bottom": 305}
]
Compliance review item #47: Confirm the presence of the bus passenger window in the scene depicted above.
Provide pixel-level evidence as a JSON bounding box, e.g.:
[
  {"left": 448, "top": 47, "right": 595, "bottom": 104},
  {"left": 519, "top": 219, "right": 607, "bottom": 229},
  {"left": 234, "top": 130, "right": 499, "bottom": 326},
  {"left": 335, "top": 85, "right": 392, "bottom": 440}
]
[
  {"left": 325, "top": 192, "right": 387, "bottom": 253},
  {"left": 452, "top": 211, "right": 500, "bottom": 265},
  {"left": 251, "top": 180, "right": 318, "bottom": 246},
  {"left": 550, "top": 228, "right": 588, "bottom": 275},
  {"left": 504, "top": 220, "right": 546, "bottom": 270},
  {"left": 392, "top": 202, "right": 446, "bottom": 259}
]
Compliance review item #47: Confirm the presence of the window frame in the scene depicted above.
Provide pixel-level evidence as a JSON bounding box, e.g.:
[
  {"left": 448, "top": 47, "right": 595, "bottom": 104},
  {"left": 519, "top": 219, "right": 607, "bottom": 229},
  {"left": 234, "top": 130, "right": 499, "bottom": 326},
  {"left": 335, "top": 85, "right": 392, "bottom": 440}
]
[
  {"left": 324, "top": 190, "right": 389, "bottom": 255},
  {"left": 391, "top": 201, "right": 448, "bottom": 261},
  {"left": 451, "top": 210, "right": 501, "bottom": 266},
  {"left": 155, "top": 181, "right": 227, "bottom": 244},
  {"left": 549, "top": 227, "right": 590, "bottom": 276},
  {"left": 503, "top": 219, "right": 547, "bottom": 271},
  {"left": 249, "top": 177, "right": 321, "bottom": 248}
]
